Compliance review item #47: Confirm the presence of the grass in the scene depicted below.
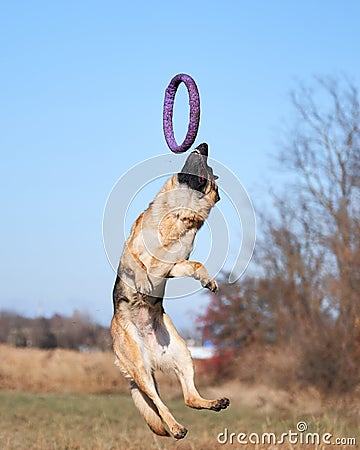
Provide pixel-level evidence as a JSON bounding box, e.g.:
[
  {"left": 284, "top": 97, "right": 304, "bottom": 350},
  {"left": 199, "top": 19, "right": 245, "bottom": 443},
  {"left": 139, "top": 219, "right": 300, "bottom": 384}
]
[
  {"left": 0, "top": 391, "right": 358, "bottom": 450},
  {"left": 0, "top": 345, "right": 359, "bottom": 449}
]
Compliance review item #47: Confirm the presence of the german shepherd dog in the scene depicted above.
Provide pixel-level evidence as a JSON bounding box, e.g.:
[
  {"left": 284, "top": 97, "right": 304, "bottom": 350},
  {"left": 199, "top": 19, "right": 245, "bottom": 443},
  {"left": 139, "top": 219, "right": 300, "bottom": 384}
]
[{"left": 111, "top": 143, "right": 230, "bottom": 439}]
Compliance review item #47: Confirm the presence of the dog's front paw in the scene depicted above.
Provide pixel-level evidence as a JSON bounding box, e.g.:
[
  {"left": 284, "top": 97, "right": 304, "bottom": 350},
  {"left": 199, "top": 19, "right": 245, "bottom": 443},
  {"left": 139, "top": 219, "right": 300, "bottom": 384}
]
[
  {"left": 202, "top": 278, "right": 218, "bottom": 293},
  {"left": 134, "top": 273, "right": 153, "bottom": 295}
]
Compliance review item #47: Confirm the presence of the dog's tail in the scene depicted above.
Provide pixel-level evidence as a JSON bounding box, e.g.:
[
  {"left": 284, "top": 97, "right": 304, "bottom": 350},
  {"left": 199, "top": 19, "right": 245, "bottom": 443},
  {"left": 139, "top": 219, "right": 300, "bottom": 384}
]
[{"left": 130, "top": 380, "right": 170, "bottom": 437}]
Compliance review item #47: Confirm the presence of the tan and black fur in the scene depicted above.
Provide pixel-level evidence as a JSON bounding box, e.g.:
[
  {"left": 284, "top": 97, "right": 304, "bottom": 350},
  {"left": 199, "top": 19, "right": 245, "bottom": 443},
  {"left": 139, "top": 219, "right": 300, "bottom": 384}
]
[{"left": 110, "top": 143, "right": 230, "bottom": 439}]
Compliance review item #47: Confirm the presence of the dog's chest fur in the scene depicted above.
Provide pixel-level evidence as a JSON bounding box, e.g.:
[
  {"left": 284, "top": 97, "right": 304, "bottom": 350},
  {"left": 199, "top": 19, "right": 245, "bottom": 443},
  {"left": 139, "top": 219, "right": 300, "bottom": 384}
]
[
  {"left": 127, "top": 176, "right": 213, "bottom": 270},
  {"left": 145, "top": 176, "right": 212, "bottom": 243}
]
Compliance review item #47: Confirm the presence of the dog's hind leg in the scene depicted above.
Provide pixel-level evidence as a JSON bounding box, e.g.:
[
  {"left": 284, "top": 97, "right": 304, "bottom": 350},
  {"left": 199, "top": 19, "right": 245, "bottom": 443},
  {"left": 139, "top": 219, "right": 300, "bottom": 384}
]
[
  {"left": 112, "top": 322, "right": 187, "bottom": 439},
  {"left": 130, "top": 380, "right": 170, "bottom": 437},
  {"left": 114, "top": 351, "right": 169, "bottom": 436},
  {"left": 163, "top": 314, "right": 230, "bottom": 412},
  {"left": 129, "top": 364, "right": 188, "bottom": 439}
]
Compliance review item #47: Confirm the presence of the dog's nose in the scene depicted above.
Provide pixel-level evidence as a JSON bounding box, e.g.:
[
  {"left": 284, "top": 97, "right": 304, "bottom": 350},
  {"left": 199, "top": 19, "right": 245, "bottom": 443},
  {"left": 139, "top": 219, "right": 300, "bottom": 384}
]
[{"left": 194, "top": 142, "right": 208, "bottom": 157}]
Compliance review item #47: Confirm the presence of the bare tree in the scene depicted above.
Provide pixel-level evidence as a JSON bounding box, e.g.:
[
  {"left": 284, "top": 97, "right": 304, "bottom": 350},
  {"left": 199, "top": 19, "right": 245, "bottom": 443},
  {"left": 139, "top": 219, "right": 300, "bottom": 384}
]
[
  {"left": 197, "top": 276, "right": 274, "bottom": 348},
  {"left": 281, "top": 78, "right": 359, "bottom": 337},
  {"left": 259, "top": 76, "right": 360, "bottom": 392},
  {"left": 198, "top": 76, "right": 359, "bottom": 393}
]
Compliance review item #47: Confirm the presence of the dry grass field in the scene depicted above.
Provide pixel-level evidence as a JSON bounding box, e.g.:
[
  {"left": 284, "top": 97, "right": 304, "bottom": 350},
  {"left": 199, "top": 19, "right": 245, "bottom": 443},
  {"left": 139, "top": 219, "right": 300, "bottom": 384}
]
[
  {"left": 0, "top": 345, "right": 359, "bottom": 449},
  {"left": 0, "top": 344, "right": 126, "bottom": 394},
  {"left": 0, "top": 390, "right": 358, "bottom": 450}
]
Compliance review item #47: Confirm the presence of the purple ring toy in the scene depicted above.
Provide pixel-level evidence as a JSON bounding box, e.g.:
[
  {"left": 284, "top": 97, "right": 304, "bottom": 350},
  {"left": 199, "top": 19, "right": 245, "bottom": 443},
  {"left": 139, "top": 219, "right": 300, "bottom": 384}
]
[{"left": 163, "top": 73, "right": 200, "bottom": 153}]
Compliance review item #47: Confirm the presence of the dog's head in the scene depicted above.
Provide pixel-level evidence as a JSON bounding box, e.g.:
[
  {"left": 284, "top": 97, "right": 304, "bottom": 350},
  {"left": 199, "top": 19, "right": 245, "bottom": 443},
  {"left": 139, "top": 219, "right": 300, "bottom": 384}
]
[{"left": 177, "top": 143, "right": 220, "bottom": 204}]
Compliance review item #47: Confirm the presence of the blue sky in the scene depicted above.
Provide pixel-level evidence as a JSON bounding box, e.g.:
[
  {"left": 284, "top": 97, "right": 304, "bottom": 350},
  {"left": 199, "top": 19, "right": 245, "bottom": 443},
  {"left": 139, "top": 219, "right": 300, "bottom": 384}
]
[{"left": 1, "top": 1, "right": 360, "bottom": 331}]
